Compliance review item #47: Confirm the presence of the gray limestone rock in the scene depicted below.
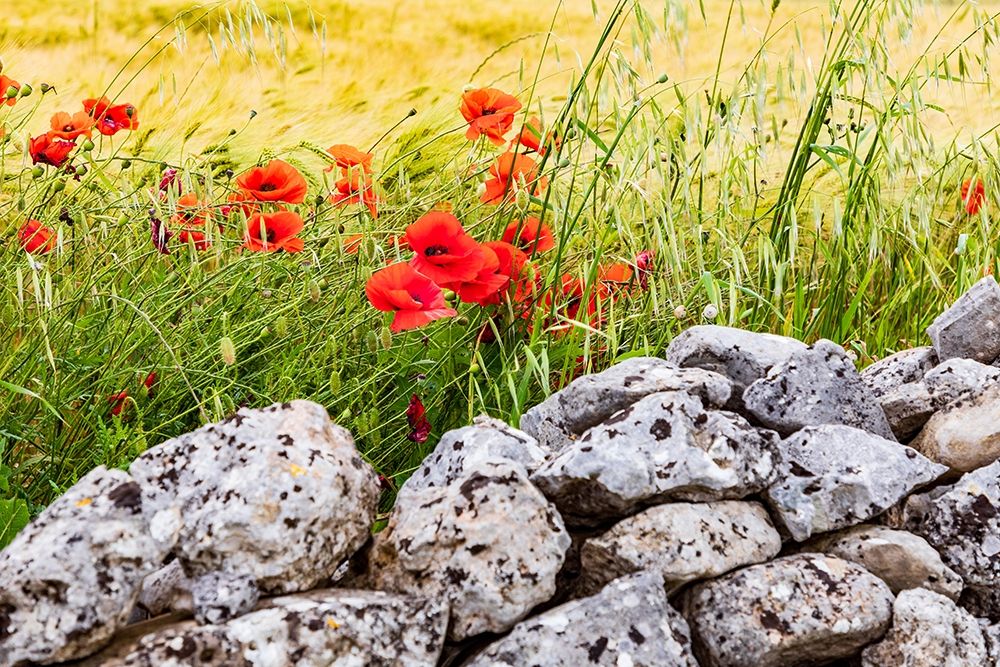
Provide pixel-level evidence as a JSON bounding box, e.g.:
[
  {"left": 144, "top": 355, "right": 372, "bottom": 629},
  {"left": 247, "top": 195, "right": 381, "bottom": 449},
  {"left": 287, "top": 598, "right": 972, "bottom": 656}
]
[
  {"left": 466, "top": 571, "right": 698, "bottom": 667},
  {"left": 927, "top": 276, "right": 1000, "bottom": 363},
  {"left": 983, "top": 621, "right": 1000, "bottom": 666},
  {"left": 519, "top": 357, "right": 732, "bottom": 452},
  {"left": 531, "top": 390, "right": 780, "bottom": 526},
  {"left": 764, "top": 424, "right": 946, "bottom": 541},
  {"left": 135, "top": 560, "right": 193, "bottom": 618},
  {"left": 579, "top": 501, "right": 781, "bottom": 595},
  {"left": 861, "top": 588, "right": 987, "bottom": 667},
  {"left": 910, "top": 459, "right": 1000, "bottom": 620},
  {"left": 190, "top": 572, "right": 259, "bottom": 625},
  {"left": 664, "top": 325, "right": 807, "bottom": 407},
  {"left": 911, "top": 384, "right": 1000, "bottom": 473},
  {"left": 0, "top": 467, "right": 177, "bottom": 666},
  {"left": 742, "top": 339, "right": 896, "bottom": 439},
  {"left": 363, "top": 460, "right": 570, "bottom": 641},
  {"left": 797, "top": 524, "right": 963, "bottom": 599},
  {"left": 129, "top": 400, "right": 378, "bottom": 595},
  {"left": 684, "top": 554, "right": 894, "bottom": 667},
  {"left": 861, "top": 346, "right": 939, "bottom": 398},
  {"left": 402, "top": 416, "right": 547, "bottom": 493}
]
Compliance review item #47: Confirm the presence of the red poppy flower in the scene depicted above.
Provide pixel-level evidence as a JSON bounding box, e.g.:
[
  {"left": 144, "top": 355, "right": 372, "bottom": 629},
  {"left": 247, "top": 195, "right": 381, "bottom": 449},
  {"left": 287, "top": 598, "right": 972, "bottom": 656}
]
[
  {"left": 326, "top": 144, "right": 373, "bottom": 173},
  {"left": 482, "top": 152, "right": 547, "bottom": 205},
  {"left": 344, "top": 233, "right": 364, "bottom": 254},
  {"left": 83, "top": 97, "right": 139, "bottom": 136},
  {"left": 406, "top": 211, "right": 485, "bottom": 284},
  {"left": 460, "top": 87, "right": 522, "bottom": 146},
  {"left": 441, "top": 243, "right": 510, "bottom": 305},
  {"left": 366, "top": 262, "right": 457, "bottom": 332},
  {"left": 406, "top": 394, "right": 432, "bottom": 443},
  {"left": 171, "top": 193, "right": 213, "bottom": 250},
  {"left": 49, "top": 111, "right": 94, "bottom": 141},
  {"left": 330, "top": 171, "right": 378, "bottom": 218},
  {"left": 108, "top": 391, "right": 129, "bottom": 417},
  {"left": 0, "top": 74, "right": 20, "bottom": 107},
  {"left": 236, "top": 159, "right": 308, "bottom": 204},
  {"left": 480, "top": 241, "right": 529, "bottom": 305},
  {"left": 222, "top": 192, "right": 260, "bottom": 219},
  {"left": 598, "top": 262, "right": 636, "bottom": 298},
  {"left": 502, "top": 217, "right": 555, "bottom": 254},
  {"left": 18, "top": 220, "right": 55, "bottom": 254},
  {"left": 515, "top": 116, "right": 560, "bottom": 155},
  {"left": 29, "top": 134, "right": 75, "bottom": 168},
  {"left": 143, "top": 372, "right": 158, "bottom": 398},
  {"left": 244, "top": 210, "right": 305, "bottom": 253},
  {"left": 962, "top": 179, "right": 986, "bottom": 215}
]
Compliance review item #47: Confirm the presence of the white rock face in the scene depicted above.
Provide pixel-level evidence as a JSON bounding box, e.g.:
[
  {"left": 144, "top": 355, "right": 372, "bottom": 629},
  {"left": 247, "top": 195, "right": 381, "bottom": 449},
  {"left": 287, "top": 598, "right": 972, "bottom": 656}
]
[
  {"left": 519, "top": 357, "right": 732, "bottom": 452},
  {"left": 190, "top": 572, "right": 259, "bottom": 625},
  {"left": 402, "top": 416, "right": 547, "bottom": 493},
  {"left": 135, "top": 560, "right": 193, "bottom": 618},
  {"left": 129, "top": 400, "right": 379, "bottom": 595},
  {"left": 664, "top": 325, "right": 807, "bottom": 405},
  {"left": 926, "top": 275, "right": 1000, "bottom": 363},
  {"left": 911, "top": 384, "right": 1000, "bottom": 473},
  {"left": 743, "top": 339, "right": 896, "bottom": 439},
  {"left": 364, "top": 460, "right": 570, "bottom": 640},
  {"left": 684, "top": 554, "right": 894, "bottom": 667},
  {"left": 861, "top": 588, "right": 987, "bottom": 667},
  {"left": 0, "top": 467, "right": 176, "bottom": 665},
  {"left": 861, "top": 346, "right": 939, "bottom": 398},
  {"left": 797, "top": 524, "right": 963, "bottom": 599},
  {"left": 467, "top": 571, "right": 699, "bottom": 667},
  {"left": 579, "top": 501, "right": 781, "bottom": 594},
  {"left": 764, "top": 424, "right": 946, "bottom": 541},
  {"left": 531, "top": 390, "right": 780, "bottom": 526}
]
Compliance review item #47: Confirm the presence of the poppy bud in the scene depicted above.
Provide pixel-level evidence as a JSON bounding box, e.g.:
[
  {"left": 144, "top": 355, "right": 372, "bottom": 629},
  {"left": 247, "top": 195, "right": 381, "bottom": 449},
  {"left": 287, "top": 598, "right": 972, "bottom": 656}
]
[
  {"left": 455, "top": 316, "right": 469, "bottom": 326},
  {"left": 702, "top": 304, "right": 719, "bottom": 320},
  {"left": 74, "top": 165, "right": 87, "bottom": 177},
  {"left": 442, "top": 289, "right": 457, "bottom": 303},
  {"left": 469, "top": 362, "right": 480, "bottom": 374},
  {"left": 118, "top": 214, "right": 129, "bottom": 226},
  {"left": 125, "top": 106, "right": 135, "bottom": 118},
  {"left": 40, "top": 83, "right": 53, "bottom": 94},
  {"left": 673, "top": 305, "right": 687, "bottom": 319},
  {"left": 249, "top": 110, "right": 258, "bottom": 119},
  {"left": 515, "top": 187, "right": 530, "bottom": 209},
  {"left": 4, "top": 86, "right": 16, "bottom": 99},
  {"left": 274, "top": 316, "right": 288, "bottom": 337},
  {"left": 558, "top": 158, "right": 571, "bottom": 168},
  {"left": 260, "top": 326, "right": 270, "bottom": 338},
  {"left": 365, "top": 331, "right": 379, "bottom": 352},
  {"left": 314, "top": 194, "right": 325, "bottom": 207},
  {"left": 52, "top": 181, "right": 65, "bottom": 192},
  {"left": 18, "top": 84, "right": 31, "bottom": 97},
  {"left": 120, "top": 159, "right": 131, "bottom": 169},
  {"left": 31, "top": 166, "right": 44, "bottom": 179},
  {"left": 308, "top": 279, "right": 321, "bottom": 302},
  {"left": 220, "top": 336, "right": 237, "bottom": 366},
  {"left": 228, "top": 129, "right": 237, "bottom": 136},
  {"left": 657, "top": 73, "right": 669, "bottom": 84},
  {"left": 82, "top": 139, "right": 95, "bottom": 152},
  {"left": 329, "top": 371, "right": 341, "bottom": 394},
  {"left": 380, "top": 326, "right": 392, "bottom": 350}
]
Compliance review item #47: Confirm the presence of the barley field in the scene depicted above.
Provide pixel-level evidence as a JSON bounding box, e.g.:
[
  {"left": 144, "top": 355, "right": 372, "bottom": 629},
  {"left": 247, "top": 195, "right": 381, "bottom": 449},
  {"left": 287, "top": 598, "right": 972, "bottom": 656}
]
[{"left": 2, "top": 0, "right": 1000, "bottom": 541}]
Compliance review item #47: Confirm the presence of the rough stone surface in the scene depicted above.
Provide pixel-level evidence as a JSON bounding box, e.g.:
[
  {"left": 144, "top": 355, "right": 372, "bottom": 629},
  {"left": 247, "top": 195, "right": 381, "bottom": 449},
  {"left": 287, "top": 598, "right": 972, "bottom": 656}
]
[
  {"left": 531, "top": 390, "right": 780, "bottom": 526},
  {"left": 0, "top": 467, "right": 176, "bottom": 666},
  {"left": 798, "top": 524, "right": 963, "bottom": 599},
  {"left": 363, "top": 460, "right": 570, "bottom": 641},
  {"left": 743, "top": 339, "right": 896, "bottom": 439},
  {"left": 129, "top": 400, "right": 378, "bottom": 595},
  {"left": 684, "top": 554, "right": 894, "bottom": 667},
  {"left": 402, "top": 416, "right": 547, "bottom": 493},
  {"left": 881, "top": 358, "right": 1000, "bottom": 442},
  {"left": 664, "top": 325, "right": 807, "bottom": 407},
  {"left": 135, "top": 560, "right": 193, "bottom": 618},
  {"left": 519, "top": 357, "right": 732, "bottom": 452},
  {"left": 911, "top": 459, "right": 1000, "bottom": 620},
  {"left": 191, "top": 572, "right": 259, "bottom": 625},
  {"left": 861, "top": 346, "right": 939, "bottom": 398},
  {"left": 764, "top": 424, "right": 946, "bottom": 541},
  {"left": 466, "top": 571, "right": 699, "bottom": 667},
  {"left": 983, "top": 621, "right": 1000, "bottom": 666},
  {"left": 911, "top": 383, "right": 1000, "bottom": 473},
  {"left": 861, "top": 588, "right": 987, "bottom": 667},
  {"left": 927, "top": 276, "right": 1000, "bottom": 363},
  {"left": 578, "top": 501, "right": 781, "bottom": 595},
  {"left": 92, "top": 589, "right": 448, "bottom": 667}
]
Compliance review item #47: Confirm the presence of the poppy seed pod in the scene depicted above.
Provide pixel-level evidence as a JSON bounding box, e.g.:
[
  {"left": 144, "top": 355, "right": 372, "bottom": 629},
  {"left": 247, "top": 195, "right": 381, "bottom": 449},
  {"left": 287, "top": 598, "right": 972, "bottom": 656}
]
[
  {"left": 4, "top": 86, "right": 16, "bottom": 99},
  {"left": 82, "top": 139, "right": 95, "bottom": 152},
  {"left": 18, "top": 84, "right": 31, "bottom": 97}
]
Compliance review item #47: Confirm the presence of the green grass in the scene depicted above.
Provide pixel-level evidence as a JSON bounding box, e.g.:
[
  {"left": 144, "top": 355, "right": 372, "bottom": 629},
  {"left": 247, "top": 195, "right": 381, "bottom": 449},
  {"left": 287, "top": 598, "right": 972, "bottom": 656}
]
[{"left": 2, "top": 0, "right": 1000, "bottom": 543}]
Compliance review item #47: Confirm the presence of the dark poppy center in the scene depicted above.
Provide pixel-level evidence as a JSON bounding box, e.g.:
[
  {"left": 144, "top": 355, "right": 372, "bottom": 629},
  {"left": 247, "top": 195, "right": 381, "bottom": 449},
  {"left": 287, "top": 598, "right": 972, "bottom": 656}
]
[
  {"left": 265, "top": 229, "right": 276, "bottom": 242},
  {"left": 259, "top": 183, "right": 277, "bottom": 192},
  {"left": 482, "top": 108, "right": 497, "bottom": 116},
  {"left": 62, "top": 125, "right": 74, "bottom": 132},
  {"left": 424, "top": 245, "right": 449, "bottom": 257}
]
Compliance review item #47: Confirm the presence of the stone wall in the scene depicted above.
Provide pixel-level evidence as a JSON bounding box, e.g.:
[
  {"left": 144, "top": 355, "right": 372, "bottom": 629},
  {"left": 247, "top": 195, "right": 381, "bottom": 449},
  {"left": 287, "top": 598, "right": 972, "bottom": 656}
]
[{"left": 5, "top": 276, "right": 1000, "bottom": 666}]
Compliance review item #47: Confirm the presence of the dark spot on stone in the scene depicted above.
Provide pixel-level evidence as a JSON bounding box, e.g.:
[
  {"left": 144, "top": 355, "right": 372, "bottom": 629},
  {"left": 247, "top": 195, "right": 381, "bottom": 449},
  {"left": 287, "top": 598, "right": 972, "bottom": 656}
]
[
  {"left": 788, "top": 461, "right": 815, "bottom": 477},
  {"left": 278, "top": 434, "right": 294, "bottom": 447},
  {"left": 628, "top": 625, "right": 645, "bottom": 644},
  {"left": 467, "top": 544, "right": 488, "bottom": 555},
  {"left": 0, "top": 603, "right": 15, "bottom": 640},
  {"left": 760, "top": 609, "right": 790, "bottom": 633},
  {"left": 165, "top": 635, "right": 198, "bottom": 659},
  {"left": 649, "top": 419, "right": 672, "bottom": 440},
  {"left": 587, "top": 636, "right": 609, "bottom": 662},
  {"left": 108, "top": 481, "right": 143, "bottom": 512}
]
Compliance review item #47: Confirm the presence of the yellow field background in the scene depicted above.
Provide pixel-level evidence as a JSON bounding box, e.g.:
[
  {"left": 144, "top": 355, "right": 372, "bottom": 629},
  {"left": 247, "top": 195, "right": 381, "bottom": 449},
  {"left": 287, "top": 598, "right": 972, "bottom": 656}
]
[{"left": 4, "top": 0, "right": 999, "bottom": 162}]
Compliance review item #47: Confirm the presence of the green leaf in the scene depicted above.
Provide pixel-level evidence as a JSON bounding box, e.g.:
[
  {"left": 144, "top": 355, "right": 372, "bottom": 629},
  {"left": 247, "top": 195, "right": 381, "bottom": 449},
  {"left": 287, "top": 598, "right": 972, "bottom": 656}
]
[{"left": 0, "top": 498, "right": 30, "bottom": 549}]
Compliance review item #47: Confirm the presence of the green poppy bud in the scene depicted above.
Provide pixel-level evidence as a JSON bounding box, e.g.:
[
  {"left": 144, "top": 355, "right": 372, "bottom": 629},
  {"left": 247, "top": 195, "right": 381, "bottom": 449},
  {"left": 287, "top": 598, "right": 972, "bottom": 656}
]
[
  {"left": 31, "top": 166, "right": 44, "bottom": 179},
  {"left": 18, "top": 84, "right": 32, "bottom": 97}
]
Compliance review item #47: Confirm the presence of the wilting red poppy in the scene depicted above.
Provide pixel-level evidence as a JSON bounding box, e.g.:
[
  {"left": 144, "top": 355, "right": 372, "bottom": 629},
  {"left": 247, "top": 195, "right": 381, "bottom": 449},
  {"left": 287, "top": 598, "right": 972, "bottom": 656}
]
[
  {"left": 29, "top": 134, "right": 75, "bottom": 168},
  {"left": 515, "top": 116, "right": 560, "bottom": 155},
  {"left": 236, "top": 159, "right": 308, "bottom": 204},
  {"left": 171, "top": 193, "right": 213, "bottom": 250},
  {"left": 326, "top": 144, "right": 373, "bottom": 173},
  {"left": 962, "top": 179, "right": 986, "bottom": 215},
  {"left": 0, "top": 74, "right": 19, "bottom": 107},
  {"left": 635, "top": 250, "right": 654, "bottom": 289},
  {"left": 366, "top": 262, "right": 457, "bottom": 332},
  {"left": 143, "top": 372, "right": 158, "bottom": 398},
  {"left": 482, "top": 152, "right": 547, "bottom": 205},
  {"left": 330, "top": 171, "right": 378, "bottom": 218},
  {"left": 406, "top": 211, "right": 485, "bottom": 284},
  {"left": 244, "top": 210, "right": 305, "bottom": 253},
  {"left": 83, "top": 97, "right": 139, "bottom": 136},
  {"left": 502, "top": 217, "right": 555, "bottom": 254},
  {"left": 461, "top": 87, "right": 522, "bottom": 146},
  {"left": 108, "top": 391, "right": 129, "bottom": 417},
  {"left": 18, "top": 220, "right": 55, "bottom": 254},
  {"left": 406, "top": 394, "right": 432, "bottom": 443},
  {"left": 49, "top": 111, "right": 94, "bottom": 141},
  {"left": 441, "top": 243, "right": 510, "bottom": 305}
]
